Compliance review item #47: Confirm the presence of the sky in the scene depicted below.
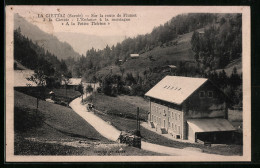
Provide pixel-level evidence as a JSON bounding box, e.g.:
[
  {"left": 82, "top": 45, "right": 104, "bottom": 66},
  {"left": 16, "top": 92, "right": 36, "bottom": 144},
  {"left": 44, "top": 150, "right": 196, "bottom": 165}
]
[
  {"left": 10, "top": 6, "right": 245, "bottom": 38},
  {"left": 11, "top": 6, "right": 182, "bottom": 37},
  {"left": 9, "top": 6, "right": 247, "bottom": 54}
]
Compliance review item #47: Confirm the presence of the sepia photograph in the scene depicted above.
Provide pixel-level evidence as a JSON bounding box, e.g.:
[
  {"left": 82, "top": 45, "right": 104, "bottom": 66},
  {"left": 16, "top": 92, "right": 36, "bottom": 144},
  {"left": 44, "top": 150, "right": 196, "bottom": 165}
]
[{"left": 5, "top": 6, "right": 251, "bottom": 162}]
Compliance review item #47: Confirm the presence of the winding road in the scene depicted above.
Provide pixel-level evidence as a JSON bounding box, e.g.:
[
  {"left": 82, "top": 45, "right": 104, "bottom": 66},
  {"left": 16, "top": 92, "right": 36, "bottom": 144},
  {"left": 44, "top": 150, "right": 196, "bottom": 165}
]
[{"left": 69, "top": 96, "right": 223, "bottom": 157}]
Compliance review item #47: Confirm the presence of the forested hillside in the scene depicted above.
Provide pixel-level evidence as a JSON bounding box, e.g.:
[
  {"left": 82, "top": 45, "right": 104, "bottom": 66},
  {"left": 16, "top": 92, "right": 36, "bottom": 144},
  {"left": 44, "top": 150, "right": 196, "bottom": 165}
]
[
  {"left": 71, "top": 13, "right": 242, "bottom": 107},
  {"left": 14, "top": 28, "right": 70, "bottom": 87},
  {"left": 14, "top": 14, "right": 81, "bottom": 60},
  {"left": 70, "top": 13, "right": 241, "bottom": 79},
  {"left": 191, "top": 14, "right": 242, "bottom": 70},
  {"left": 70, "top": 14, "right": 217, "bottom": 78}
]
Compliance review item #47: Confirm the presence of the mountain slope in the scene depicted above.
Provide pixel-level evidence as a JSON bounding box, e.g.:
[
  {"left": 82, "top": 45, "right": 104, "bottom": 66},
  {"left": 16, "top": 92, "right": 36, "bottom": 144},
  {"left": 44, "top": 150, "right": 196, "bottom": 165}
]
[
  {"left": 54, "top": 32, "right": 125, "bottom": 55},
  {"left": 216, "top": 58, "right": 242, "bottom": 76},
  {"left": 14, "top": 14, "right": 81, "bottom": 60},
  {"left": 96, "top": 29, "right": 196, "bottom": 77}
]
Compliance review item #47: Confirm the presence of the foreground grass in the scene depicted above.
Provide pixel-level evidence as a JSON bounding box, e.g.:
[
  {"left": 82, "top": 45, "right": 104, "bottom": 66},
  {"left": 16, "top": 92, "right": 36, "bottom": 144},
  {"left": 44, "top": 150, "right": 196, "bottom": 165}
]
[
  {"left": 15, "top": 91, "right": 108, "bottom": 141},
  {"left": 14, "top": 91, "right": 162, "bottom": 155},
  {"left": 92, "top": 93, "right": 243, "bottom": 156},
  {"left": 15, "top": 135, "right": 163, "bottom": 156}
]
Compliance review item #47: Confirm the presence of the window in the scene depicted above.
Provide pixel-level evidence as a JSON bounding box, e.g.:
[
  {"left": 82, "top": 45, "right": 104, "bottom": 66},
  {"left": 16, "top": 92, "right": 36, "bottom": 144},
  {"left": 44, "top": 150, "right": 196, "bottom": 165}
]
[
  {"left": 208, "top": 91, "right": 213, "bottom": 98},
  {"left": 178, "top": 114, "right": 181, "bottom": 120},
  {"left": 175, "top": 124, "right": 177, "bottom": 131},
  {"left": 199, "top": 91, "right": 205, "bottom": 98},
  {"left": 163, "top": 109, "right": 166, "bottom": 116},
  {"left": 178, "top": 126, "right": 181, "bottom": 134},
  {"left": 172, "top": 123, "right": 174, "bottom": 128},
  {"left": 172, "top": 112, "right": 174, "bottom": 119},
  {"left": 175, "top": 113, "right": 177, "bottom": 120}
]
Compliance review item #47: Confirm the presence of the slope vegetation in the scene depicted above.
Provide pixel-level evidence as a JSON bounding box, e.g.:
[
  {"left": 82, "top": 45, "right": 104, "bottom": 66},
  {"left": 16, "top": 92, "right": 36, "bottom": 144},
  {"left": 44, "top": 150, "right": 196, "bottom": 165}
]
[
  {"left": 97, "top": 30, "right": 196, "bottom": 77},
  {"left": 14, "top": 14, "right": 80, "bottom": 60}
]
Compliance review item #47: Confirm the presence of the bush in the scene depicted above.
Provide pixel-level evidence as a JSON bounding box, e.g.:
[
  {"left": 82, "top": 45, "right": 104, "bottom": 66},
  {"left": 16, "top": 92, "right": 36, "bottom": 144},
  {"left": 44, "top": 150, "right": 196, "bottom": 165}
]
[
  {"left": 97, "top": 87, "right": 102, "bottom": 93},
  {"left": 121, "top": 86, "right": 131, "bottom": 95}
]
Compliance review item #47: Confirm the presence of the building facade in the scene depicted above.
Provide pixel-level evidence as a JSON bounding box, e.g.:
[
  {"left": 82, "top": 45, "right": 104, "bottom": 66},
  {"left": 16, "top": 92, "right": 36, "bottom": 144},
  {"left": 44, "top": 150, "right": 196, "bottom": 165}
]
[{"left": 145, "top": 76, "right": 235, "bottom": 142}]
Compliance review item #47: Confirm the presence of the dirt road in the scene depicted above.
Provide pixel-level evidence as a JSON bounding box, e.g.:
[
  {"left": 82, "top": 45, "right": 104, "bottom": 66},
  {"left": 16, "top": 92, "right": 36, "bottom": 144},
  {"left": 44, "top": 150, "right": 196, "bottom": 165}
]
[{"left": 70, "top": 96, "right": 222, "bottom": 157}]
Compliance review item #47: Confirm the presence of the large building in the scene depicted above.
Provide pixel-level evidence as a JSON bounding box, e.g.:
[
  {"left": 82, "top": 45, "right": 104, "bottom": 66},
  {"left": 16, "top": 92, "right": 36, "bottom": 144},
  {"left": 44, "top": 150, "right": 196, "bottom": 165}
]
[{"left": 145, "top": 76, "right": 236, "bottom": 143}]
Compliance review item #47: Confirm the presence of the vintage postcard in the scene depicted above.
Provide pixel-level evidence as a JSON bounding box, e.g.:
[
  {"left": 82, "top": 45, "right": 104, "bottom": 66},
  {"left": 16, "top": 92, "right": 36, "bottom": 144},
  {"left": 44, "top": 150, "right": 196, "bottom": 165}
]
[{"left": 5, "top": 6, "right": 251, "bottom": 162}]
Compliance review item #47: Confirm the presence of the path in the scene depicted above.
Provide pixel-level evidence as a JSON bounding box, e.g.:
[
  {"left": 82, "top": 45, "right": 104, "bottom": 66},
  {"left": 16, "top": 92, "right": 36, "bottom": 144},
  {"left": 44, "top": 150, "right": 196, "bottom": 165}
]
[
  {"left": 70, "top": 95, "right": 120, "bottom": 141},
  {"left": 70, "top": 96, "right": 221, "bottom": 157}
]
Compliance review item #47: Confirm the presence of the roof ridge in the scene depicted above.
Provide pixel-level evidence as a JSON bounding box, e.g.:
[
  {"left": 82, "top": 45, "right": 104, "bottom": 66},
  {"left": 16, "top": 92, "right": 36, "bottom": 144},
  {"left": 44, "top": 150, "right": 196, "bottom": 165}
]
[
  {"left": 145, "top": 75, "right": 208, "bottom": 105},
  {"left": 165, "top": 75, "right": 208, "bottom": 80}
]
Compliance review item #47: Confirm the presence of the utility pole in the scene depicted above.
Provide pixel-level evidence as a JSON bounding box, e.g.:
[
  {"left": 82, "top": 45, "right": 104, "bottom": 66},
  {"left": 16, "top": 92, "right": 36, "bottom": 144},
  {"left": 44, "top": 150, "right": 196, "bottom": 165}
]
[
  {"left": 136, "top": 107, "right": 141, "bottom": 136},
  {"left": 36, "top": 98, "right": 39, "bottom": 108}
]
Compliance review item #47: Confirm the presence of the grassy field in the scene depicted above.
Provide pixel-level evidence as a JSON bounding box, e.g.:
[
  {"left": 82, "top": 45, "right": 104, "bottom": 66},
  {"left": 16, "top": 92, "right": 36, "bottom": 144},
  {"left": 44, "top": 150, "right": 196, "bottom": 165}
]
[
  {"left": 118, "top": 95, "right": 150, "bottom": 112},
  {"left": 92, "top": 93, "right": 243, "bottom": 156},
  {"left": 92, "top": 93, "right": 148, "bottom": 120},
  {"left": 14, "top": 91, "right": 161, "bottom": 155}
]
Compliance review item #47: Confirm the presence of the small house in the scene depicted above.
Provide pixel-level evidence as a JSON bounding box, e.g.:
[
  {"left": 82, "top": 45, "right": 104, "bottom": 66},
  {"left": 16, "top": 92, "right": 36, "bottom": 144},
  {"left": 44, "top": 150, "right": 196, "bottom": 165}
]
[
  {"left": 61, "top": 78, "right": 82, "bottom": 89},
  {"left": 130, "top": 54, "right": 139, "bottom": 59},
  {"left": 145, "top": 76, "right": 236, "bottom": 143}
]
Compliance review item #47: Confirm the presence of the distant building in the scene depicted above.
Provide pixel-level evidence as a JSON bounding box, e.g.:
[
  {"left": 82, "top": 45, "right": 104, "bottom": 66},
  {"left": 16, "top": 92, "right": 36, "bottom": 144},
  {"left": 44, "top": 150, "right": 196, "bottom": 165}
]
[
  {"left": 14, "top": 70, "right": 39, "bottom": 87},
  {"left": 168, "top": 65, "right": 177, "bottom": 69},
  {"left": 130, "top": 54, "right": 139, "bottom": 58},
  {"left": 198, "top": 30, "right": 205, "bottom": 37},
  {"left": 145, "top": 76, "right": 235, "bottom": 143},
  {"left": 61, "top": 78, "right": 82, "bottom": 89},
  {"left": 198, "top": 30, "right": 205, "bottom": 34}
]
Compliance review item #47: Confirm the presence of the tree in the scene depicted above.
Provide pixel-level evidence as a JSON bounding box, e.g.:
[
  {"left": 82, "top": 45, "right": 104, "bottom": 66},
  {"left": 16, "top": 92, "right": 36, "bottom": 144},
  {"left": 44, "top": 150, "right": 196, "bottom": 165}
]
[
  {"left": 229, "top": 67, "right": 241, "bottom": 88},
  {"left": 120, "top": 67, "right": 125, "bottom": 77},
  {"left": 125, "top": 72, "right": 136, "bottom": 86},
  {"left": 61, "top": 75, "right": 71, "bottom": 102},
  {"left": 86, "top": 84, "right": 94, "bottom": 95},
  {"left": 27, "top": 69, "right": 47, "bottom": 108},
  {"left": 76, "top": 83, "right": 84, "bottom": 102}
]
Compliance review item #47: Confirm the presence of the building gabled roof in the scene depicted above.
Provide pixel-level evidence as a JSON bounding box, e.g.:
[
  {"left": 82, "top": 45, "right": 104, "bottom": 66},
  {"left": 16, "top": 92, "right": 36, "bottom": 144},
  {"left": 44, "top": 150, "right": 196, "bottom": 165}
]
[
  {"left": 145, "top": 76, "right": 208, "bottom": 105},
  {"left": 68, "top": 78, "right": 82, "bottom": 86},
  {"left": 187, "top": 119, "right": 236, "bottom": 133},
  {"left": 14, "top": 70, "right": 38, "bottom": 87},
  {"left": 130, "top": 54, "right": 139, "bottom": 57}
]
